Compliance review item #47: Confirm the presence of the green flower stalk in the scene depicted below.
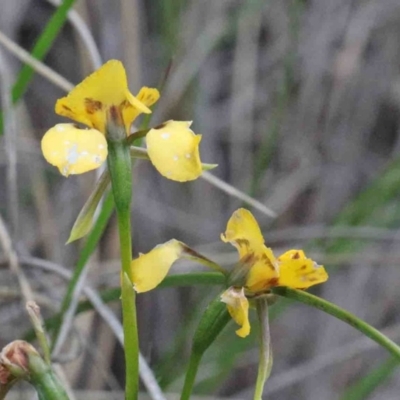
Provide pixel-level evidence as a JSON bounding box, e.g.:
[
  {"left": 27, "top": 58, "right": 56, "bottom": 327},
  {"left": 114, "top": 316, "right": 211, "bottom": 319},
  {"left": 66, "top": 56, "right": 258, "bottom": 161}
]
[{"left": 106, "top": 110, "right": 139, "bottom": 399}]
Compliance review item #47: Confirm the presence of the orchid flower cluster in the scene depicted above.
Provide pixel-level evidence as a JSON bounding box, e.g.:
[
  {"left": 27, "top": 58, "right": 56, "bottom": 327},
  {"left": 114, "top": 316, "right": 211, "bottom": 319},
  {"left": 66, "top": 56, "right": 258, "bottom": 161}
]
[{"left": 40, "top": 60, "right": 329, "bottom": 399}]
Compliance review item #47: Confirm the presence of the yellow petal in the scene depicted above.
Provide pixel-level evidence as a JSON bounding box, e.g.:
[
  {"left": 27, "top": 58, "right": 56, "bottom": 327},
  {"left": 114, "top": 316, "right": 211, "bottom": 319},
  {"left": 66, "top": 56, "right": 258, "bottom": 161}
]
[
  {"left": 55, "top": 60, "right": 150, "bottom": 133},
  {"left": 146, "top": 120, "right": 203, "bottom": 181},
  {"left": 277, "top": 249, "right": 329, "bottom": 289},
  {"left": 41, "top": 123, "right": 107, "bottom": 176},
  {"left": 245, "top": 254, "right": 279, "bottom": 293},
  {"left": 221, "top": 208, "right": 265, "bottom": 258},
  {"left": 123, "top": 87, "right": 160, "bottom": 133},
  {"left": 220, "top": 287, "right": 251, "bottom": 338},
  {"left": 221, "top": 209, "right": 279, "bottom": 292},
  {"left": 131, "top": 239, "right": 184, "bottom": 293}
]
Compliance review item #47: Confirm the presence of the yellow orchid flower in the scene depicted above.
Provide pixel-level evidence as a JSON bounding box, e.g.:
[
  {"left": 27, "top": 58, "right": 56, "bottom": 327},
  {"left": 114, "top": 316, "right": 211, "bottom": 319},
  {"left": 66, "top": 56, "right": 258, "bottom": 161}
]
[
  {"left": 41, "top": 60, "right": 207, "bottom": 181},
  {"left": 129, "top": 208, "right": 328, "bottom": 339},
  {"left": 220, "top": 208, "right": 328, "bottom": 337}
]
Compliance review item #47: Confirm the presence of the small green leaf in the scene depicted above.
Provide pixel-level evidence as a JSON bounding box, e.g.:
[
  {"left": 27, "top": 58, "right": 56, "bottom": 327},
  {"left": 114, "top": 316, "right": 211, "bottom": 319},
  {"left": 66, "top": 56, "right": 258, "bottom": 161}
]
[
  {"left": 66, "top": 170, "right": 110, "bottom": 243},
  {"left": 201, "top": 163, "right": 218, "bottom": 171},
  {"left": 181, "top": 297, "right": 231, "bottom": 400}
]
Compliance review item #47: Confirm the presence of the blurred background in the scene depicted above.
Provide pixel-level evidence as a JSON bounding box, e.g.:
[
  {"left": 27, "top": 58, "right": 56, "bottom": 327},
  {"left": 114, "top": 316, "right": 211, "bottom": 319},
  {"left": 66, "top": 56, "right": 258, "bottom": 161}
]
[{"left": 1, "top": 0, "right": 400, "bottom": 399}]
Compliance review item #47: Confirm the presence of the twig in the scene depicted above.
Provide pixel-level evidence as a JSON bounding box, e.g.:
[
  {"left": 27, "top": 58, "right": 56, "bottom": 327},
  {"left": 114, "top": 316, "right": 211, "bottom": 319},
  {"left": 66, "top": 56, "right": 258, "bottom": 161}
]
[
  {"left": 0, "top": 215, "right": 34, "bottom": 302},
  {"left": 0, "top": 49, "right": 18, "bottom": 238},
  {"left": 0, "top": 30, "right": 73, "bottom": 91},
  {"left": 201, "top": 171, "right": 276, "bottom": 217}
]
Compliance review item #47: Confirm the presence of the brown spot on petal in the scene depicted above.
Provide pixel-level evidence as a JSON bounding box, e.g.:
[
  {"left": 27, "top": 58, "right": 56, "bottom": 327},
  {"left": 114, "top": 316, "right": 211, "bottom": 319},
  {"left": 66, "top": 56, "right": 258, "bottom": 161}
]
[
  {"left": 268, "top": 277, "right": 279, "bottom": 287},
  {"left": 236, "top": 238, "right": 250, "bottom": 248},
  {"left": 85, "top": 98, "right": 103, "bottom": 114},
  {"left": 62, "top": 105, "right": 72, "bottom": 112},
  {"left": 261, "top": 253, "right": 275, "bottom": 270},
  {"left": 300, "top": 265, "right": 307, "bottom": 270},
  {"left": 293, "top": 252, "right": 300, "bottom": 259}
]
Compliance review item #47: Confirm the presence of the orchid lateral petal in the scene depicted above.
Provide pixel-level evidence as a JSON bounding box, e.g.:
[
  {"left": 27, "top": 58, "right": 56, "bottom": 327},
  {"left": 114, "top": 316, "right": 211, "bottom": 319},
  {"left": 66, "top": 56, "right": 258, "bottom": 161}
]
[
  {"left": 41, "top": 123, "right": 107, "bottom": 176},
  {"left": 220, "top": 287, "right": 251, "bottom": 338},
  {"left": 131, "top": 239, "right": 185, "bottom": 293},
  {"left": 123, "top": 87, "right": 160, "bottom": 134},
  {"left": 146, "top": 120, "right": 204, "bottom": 182},
  {"left": 277, "top": 249, "right": 329, "bottom": 289}
]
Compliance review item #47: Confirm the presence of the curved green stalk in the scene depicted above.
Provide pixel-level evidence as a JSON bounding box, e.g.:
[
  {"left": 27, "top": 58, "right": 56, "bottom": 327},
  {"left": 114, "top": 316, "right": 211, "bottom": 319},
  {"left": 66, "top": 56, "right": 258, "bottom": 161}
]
[
  {"left": 272, "top": 287, "right": 400, "bottom": 361},
  {"left": 254, "top": 299, "right": 273, "bottom": 400},
  {"left": 107, "top": 137, "right": 138, "bottom": 400}
]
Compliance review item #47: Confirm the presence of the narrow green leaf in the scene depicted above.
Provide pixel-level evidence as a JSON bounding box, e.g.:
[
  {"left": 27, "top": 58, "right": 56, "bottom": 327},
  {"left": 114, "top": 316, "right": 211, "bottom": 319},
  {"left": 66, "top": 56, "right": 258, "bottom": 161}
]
[
  {"left": 201, "top": 163, "right": 218, "bottom": 172},
  {"left": 67, "top": 170, "right": 110, "bottom": 243},
  {"left": 181, "top": 297, "right": 231, "bottom": 400}
]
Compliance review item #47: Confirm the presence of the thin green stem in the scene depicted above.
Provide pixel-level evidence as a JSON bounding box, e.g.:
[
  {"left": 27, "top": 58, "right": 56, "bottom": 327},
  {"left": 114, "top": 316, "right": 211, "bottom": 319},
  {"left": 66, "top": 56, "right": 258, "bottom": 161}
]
[
  {"left": 26, "top": 302, "right": 51, "bottom": 365},
  {"left": 121, "top": 270, "right": 139, "bottom": 400},
  {"left": 107, "top": 137, "right": 138, "bottom": 400},
  {"left": 28, "top": 350, "right": 69, "bottom": 400},
  {"left": 180, "top": 351, "right": 202, "bottom": 400},
  {"left": 272, "top": 287, "right": 400, "bottom": 361},
  {"left": 254, "top": 299, "right": 273, "bottom": 400},
  {"left": 114, "top": 202, "right": 139, "bottom": 399}
]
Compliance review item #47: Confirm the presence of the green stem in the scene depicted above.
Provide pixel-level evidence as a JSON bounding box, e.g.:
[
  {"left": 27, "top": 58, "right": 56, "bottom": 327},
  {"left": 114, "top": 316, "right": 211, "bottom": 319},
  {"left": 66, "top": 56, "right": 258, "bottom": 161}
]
[
  {"left": 121, "top": 272, "right": 139, "bottom": 400},
  {"left": 180, "top": 352, "right": 202, "bottom": 400},
  {"left": 28, "top": 352, "right": 69, "bottom": 400},
  {"left": 254, "top": 299, "right": 273, "bottom": 400},
  {"left": 272, "top": 287, "right": 400, "bottom": 361},
  {"left": 107, "top": 138, "right": 138, "bottom": 400}
]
